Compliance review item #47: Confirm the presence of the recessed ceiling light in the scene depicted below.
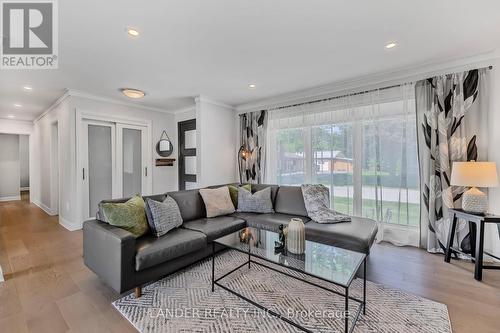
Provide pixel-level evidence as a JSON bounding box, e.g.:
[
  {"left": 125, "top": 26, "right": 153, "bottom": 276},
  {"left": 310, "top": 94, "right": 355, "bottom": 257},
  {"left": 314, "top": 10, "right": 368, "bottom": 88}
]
[
  {"left": 120, "top": 88, "right": 146, "bottom": 99},
  {"left": 23, "top": 85, "right": 32, "bottom": 91},
  {"left": 127, "top": 28, "right": 140, "bottom": 37},
  {"left": 248, "top": 84, "right": 256, "bottom": 89},
  {"left": 7, "top": 115, "right": 15, "bottom": 119},
  {"left": 385, "top": 41, "right": 397, "bottom": 49},
  {"left": 14, "top": 103, "right": 22, "bottom": 108}
]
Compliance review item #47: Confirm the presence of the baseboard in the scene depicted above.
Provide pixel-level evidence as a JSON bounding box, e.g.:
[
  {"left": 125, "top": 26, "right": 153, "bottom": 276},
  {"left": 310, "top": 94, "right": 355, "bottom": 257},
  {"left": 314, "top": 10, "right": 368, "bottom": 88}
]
[
  {"left": 0, "top": 195, "right": 21, "bottom": 202},
  {"left": 33, "top": 200, "right": 57, "bottom": 216},
  {"left": 20, "top": 187, "right": 30, "bottom": 191},
  {"left": 59, "top": 217, "right": 82, "bottom": 231}
]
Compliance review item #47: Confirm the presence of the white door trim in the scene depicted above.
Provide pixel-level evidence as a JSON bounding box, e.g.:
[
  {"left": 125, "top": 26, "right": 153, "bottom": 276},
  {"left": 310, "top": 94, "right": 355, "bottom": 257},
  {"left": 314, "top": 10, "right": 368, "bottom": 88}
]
[{"left": 116, "top": 123, "right": 152, "bottom": 197}]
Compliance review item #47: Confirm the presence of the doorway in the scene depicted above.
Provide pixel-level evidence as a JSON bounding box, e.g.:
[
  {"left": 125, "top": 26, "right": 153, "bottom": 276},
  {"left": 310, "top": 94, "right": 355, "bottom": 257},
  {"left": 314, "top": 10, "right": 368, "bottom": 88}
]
[
  {"left": 0, "top": 133, "right": 30, "bottom": 202},
  {"left": 178, "top": 119, "right": 197, "bottom": 190}
]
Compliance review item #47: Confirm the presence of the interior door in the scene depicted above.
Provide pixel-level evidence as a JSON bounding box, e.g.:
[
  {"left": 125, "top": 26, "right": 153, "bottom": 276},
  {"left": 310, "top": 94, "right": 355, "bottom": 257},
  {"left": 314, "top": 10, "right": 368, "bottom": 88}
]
[
  {"left": 178, "top": 119, "right": 197, "bottom": 190},
  {"left": 81, "top": 120, "right": 116, "bottom": 219},
  {"left": 116, "top": 124, "right": 150, "bottom": 197}
]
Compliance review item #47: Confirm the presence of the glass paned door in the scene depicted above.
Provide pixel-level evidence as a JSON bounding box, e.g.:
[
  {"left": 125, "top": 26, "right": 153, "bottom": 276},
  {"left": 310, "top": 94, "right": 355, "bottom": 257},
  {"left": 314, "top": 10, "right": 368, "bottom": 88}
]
[
  {"left": 81, "top": 120, "right": 150, "bottom": 220},
  {"left": 178, "top": 119, "right": 197, "bottom": 190},
  {"left": 118, "top": 125, "right": 148, "bottom": 197},
  {"left": 82, "top": 121, "right": 116, "bottom": 219}
]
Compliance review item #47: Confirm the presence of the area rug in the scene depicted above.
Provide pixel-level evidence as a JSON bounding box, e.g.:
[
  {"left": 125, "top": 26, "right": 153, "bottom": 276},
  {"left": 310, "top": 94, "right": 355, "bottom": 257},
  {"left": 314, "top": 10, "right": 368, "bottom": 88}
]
[{"left": 113, "top": 250, "right": 452, "bottom": 333}]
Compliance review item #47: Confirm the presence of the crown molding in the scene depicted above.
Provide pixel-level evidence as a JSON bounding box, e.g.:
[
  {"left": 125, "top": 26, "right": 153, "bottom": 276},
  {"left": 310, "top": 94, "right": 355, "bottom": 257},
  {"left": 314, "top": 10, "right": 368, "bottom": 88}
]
[
  {"left": 34, "top": 89, "right": 71, "bottom": 123},
  {"left": 236, "top": 50, "right": 500, "bottom": 113},
  {"left": 67, "top": 89, "right": 176, "bottom": 114},
  {"left": 172, "top": 105, "right": 196, "bottom": 114},
  {"left": 195, "top": 95, "right": 234, "bottom": 110}
]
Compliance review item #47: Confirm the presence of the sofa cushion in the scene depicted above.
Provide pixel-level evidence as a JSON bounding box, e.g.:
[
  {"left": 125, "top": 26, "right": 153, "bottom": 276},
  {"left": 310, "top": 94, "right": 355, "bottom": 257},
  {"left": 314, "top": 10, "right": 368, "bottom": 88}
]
[
  {"left": 182, "top": 216, "right": 246, "bottom": 242},
  {"left": 274, "top": 186, "right": 308, "bottom": 217},
  {"left": 251, "top": 184, "right": 280, "bottom": 205},
  {"left": 135, "top": 228, "right": 207, "bottom": 271},
  {"left": 97, "top": 194, "right": 166, "bottom": 222},
  {"left": 199, "top": 186, "right": 235, "bottom": 218},
  {"left": 145, "top": 196, "right": 183, "bottom": 237},
  {"left": 230, "top": 211, "right": 260, "bottom": 221},
  {"left": 244, "top": 213, "right": 310, "bottom": 232},
  {"left": 167, "top": 189, "right": 206, "bottom": 222},
  {"left": 237, "top": 187, "right": 274, "bottom": 213},
  {"left": 100, "top": 195, "right": 149, "bottom": 238},
  {"left": 228, "top": 184, "right": 252, "bottom": 207},
  {"left": 305, "top": 216, "right": 378, "bottom": 254}
]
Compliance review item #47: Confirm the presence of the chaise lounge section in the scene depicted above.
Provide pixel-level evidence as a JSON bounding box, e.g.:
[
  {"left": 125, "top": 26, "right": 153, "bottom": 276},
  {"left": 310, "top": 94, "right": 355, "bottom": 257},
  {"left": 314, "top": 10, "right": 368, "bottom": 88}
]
[{"left": 83, "top": 184, "right": 378, "bottom": 295}]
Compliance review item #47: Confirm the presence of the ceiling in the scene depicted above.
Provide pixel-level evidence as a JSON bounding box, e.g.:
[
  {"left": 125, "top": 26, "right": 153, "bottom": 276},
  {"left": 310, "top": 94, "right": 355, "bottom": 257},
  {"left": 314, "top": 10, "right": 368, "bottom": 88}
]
[{"left": 1, "top": 0, "right": 500, "bottom": 121}]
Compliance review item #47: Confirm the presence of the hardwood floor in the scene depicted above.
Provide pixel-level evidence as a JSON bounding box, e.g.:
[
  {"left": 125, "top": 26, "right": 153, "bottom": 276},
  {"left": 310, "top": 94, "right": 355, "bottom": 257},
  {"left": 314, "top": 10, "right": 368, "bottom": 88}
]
[{"left": 1, "top": 194, "right": 499, "bottom": 332}]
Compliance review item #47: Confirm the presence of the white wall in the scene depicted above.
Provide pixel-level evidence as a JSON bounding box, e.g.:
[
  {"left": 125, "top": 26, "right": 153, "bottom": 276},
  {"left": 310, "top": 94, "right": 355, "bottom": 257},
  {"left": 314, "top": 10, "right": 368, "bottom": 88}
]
[
  {"left": 31, "top": 93, "right": 178, "bottom": 230},
  {"left": 487, "top": 53, "right": 500, "bottom": 257},
  {"left": 19, "top": 135, "right": 29, "bottom": 189},
  {"left": 174, "top": 106, "right": 196, "bottom": 123},
  {"left": 195, "top": 96, "right": 237, "bottom": 187},
  {"left": 0, "top": 119, "right": 33, "bottom": 135},
  {"left": 0, "top": 134, "right": 20, "bottom": 201},
  {"left": 73, "top": 95, "right": 178, "bottom": 194},
  {"left": 32, "top": 97, "right": 73, "bottom": 223}
]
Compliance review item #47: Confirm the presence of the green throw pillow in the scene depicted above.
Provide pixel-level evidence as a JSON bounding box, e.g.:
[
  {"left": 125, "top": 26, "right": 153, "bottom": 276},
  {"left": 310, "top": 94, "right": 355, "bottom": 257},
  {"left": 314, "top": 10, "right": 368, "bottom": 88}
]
[
  {"left": 101, "top": 195, "right": 149, "bottom": 238},
  {"left": 228, "top": 184, "right": 251, "bottom": 208}
]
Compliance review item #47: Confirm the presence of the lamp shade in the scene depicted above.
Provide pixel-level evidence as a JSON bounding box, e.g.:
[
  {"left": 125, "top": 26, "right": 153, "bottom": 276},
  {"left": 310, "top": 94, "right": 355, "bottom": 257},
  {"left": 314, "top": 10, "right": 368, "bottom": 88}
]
[{"left": 450, "top": 162, "right": 498, "bottom": 188}]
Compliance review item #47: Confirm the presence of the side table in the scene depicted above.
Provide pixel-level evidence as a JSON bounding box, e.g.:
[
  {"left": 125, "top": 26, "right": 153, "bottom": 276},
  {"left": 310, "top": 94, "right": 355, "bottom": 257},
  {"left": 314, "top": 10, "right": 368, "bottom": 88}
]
[{"left": 444, "top": 209, "right": 500, "bottom": 281}]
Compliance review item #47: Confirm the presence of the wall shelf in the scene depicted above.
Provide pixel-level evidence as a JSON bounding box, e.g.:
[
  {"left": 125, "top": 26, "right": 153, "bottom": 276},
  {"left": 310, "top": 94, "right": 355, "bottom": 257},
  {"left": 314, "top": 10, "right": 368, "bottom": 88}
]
[{"left": 155, "top": 158, "right": 175, "bottom": 166}]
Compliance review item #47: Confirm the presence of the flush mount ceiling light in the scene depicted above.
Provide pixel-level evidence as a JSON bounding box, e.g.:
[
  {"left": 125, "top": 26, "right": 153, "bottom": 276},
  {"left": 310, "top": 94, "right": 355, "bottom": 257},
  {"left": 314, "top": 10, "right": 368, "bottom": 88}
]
[
  {"left": 385, "top": 41, "right": 398, "bottom": 49},
  {"left": 23, "top": 85, "right": 33, "bottom": 91},
  {"left": 120, "top": 88, "right": 146, "bottom": 99},
  {"left": 14, "top": 103, "right": 22, "bottom": 108},
  {"left": 7, "top": 115, "right": 15, "bottom": 118},
  {"left": 248, "top": 84, "right": 256, "bottom": 89},
  {"left": 127, "top": 28, "right": 140, "bottom": 37}
]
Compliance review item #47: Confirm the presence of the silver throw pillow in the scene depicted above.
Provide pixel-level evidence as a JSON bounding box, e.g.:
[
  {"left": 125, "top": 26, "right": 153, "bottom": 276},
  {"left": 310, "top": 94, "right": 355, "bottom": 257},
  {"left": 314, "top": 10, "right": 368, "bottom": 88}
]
[
  {"left": 237, "top": 186, "right": 274, "bottom": 213},
  {"left": 145, "top": 196, "right": 183, "bottom": 237}
]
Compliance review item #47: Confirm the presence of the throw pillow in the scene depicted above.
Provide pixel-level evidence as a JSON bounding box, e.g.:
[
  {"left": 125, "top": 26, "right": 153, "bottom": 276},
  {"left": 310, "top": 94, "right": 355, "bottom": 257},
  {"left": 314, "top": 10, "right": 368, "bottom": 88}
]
[
  {"left": 199, "top": 186, "right": 236, "bottom": 218},
  {"left": 237, "top": 186, "right": 274, "bottom": 213},
  {"left": 227, "top": 184, "right": 252, "bottom": 207},
  {"left": 145, "top": 196, "right": 183, "bottom": 237},
  {"left": 100, "top": 195, "right": 149, "bottom": 238}
]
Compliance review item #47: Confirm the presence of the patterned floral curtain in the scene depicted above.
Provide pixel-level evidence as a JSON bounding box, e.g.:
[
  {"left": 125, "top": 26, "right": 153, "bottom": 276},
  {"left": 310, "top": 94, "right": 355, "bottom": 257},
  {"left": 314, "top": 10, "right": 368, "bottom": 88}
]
[
  {"left": 239, "top": 110, "right": 268, "bottom": 184},
  {"left": 416, "top": 68, "right": 489, "bottom": 253}
]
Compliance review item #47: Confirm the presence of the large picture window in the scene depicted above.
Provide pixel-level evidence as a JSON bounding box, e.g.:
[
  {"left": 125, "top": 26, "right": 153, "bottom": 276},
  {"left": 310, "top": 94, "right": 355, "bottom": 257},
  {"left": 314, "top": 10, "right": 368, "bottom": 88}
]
[
  {"left": 311, "top": 124, "right": 354, "bottom": 215},
  {"left": 266, "top": 84, "right": 419, "bottom": 246}
]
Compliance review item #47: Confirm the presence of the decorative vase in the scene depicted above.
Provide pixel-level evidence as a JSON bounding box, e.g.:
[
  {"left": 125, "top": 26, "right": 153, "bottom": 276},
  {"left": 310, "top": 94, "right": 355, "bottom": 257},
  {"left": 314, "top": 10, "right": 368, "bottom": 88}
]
[{"left": 287, "top": 218, "right": 305, "bottom": 254}]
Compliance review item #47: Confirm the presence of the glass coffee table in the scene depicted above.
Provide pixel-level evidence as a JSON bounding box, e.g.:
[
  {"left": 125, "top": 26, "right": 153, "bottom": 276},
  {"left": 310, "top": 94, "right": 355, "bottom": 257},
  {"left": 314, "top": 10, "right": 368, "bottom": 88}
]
[{"left": 211, "top": 227, "right": 366, "bottom": 333}]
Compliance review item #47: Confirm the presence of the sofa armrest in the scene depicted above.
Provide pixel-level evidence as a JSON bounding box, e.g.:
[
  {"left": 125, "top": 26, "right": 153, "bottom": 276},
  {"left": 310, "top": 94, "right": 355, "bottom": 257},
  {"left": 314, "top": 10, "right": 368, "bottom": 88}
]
[{"left": 83, "top": 219, "right": 136, "bottom": 293}]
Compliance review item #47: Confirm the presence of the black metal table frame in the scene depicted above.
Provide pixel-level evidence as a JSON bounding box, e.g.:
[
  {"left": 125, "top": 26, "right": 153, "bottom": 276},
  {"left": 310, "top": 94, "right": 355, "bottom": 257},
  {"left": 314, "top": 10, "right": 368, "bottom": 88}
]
[{"left": 211, "top": 242, "right": 366, "bottom": 333}]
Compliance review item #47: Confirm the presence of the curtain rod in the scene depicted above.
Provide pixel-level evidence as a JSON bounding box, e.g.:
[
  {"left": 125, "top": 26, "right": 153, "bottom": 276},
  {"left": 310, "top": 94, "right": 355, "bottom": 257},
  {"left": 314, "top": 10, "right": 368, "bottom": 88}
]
[{"left": 266, "top": 65, "right": 493, "bottom": 112}]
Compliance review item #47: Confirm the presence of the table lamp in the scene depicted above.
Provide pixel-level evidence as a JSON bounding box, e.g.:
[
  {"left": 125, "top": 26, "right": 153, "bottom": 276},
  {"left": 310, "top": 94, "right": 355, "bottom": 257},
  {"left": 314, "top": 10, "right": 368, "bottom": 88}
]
[{"left": 450, "top": 161, "right": 498, "bottom": 214}]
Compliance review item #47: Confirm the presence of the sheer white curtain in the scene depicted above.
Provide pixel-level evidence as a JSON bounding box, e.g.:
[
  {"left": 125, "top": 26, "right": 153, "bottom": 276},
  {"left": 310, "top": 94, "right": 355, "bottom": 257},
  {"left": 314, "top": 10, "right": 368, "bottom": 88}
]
[{"left": 266, "top": 84, "right": 420, "bottom": 246}]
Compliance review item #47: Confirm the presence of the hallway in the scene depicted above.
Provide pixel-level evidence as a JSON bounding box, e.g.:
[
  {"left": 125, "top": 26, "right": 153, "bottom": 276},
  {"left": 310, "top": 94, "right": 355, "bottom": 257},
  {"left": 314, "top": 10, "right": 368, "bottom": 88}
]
[{"left": 0, "top": 194, "right": 135, "bottom": 332}]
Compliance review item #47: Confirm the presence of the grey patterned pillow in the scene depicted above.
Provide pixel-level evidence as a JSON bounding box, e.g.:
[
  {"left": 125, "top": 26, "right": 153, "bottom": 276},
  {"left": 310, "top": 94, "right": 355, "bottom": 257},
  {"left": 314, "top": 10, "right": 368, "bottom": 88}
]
[
  {"left": 145, "top": 196, "right": 183, "bottom": 237},
  {"left": 237, "top": 186, "right": 274, "bottom": 213}
]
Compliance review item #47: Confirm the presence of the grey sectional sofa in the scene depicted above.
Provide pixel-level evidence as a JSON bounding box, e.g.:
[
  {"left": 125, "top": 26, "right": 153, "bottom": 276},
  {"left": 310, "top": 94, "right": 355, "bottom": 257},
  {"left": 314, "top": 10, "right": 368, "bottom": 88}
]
[{"left": 83, "top": 184, "right": 378, "bottom": 295}]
